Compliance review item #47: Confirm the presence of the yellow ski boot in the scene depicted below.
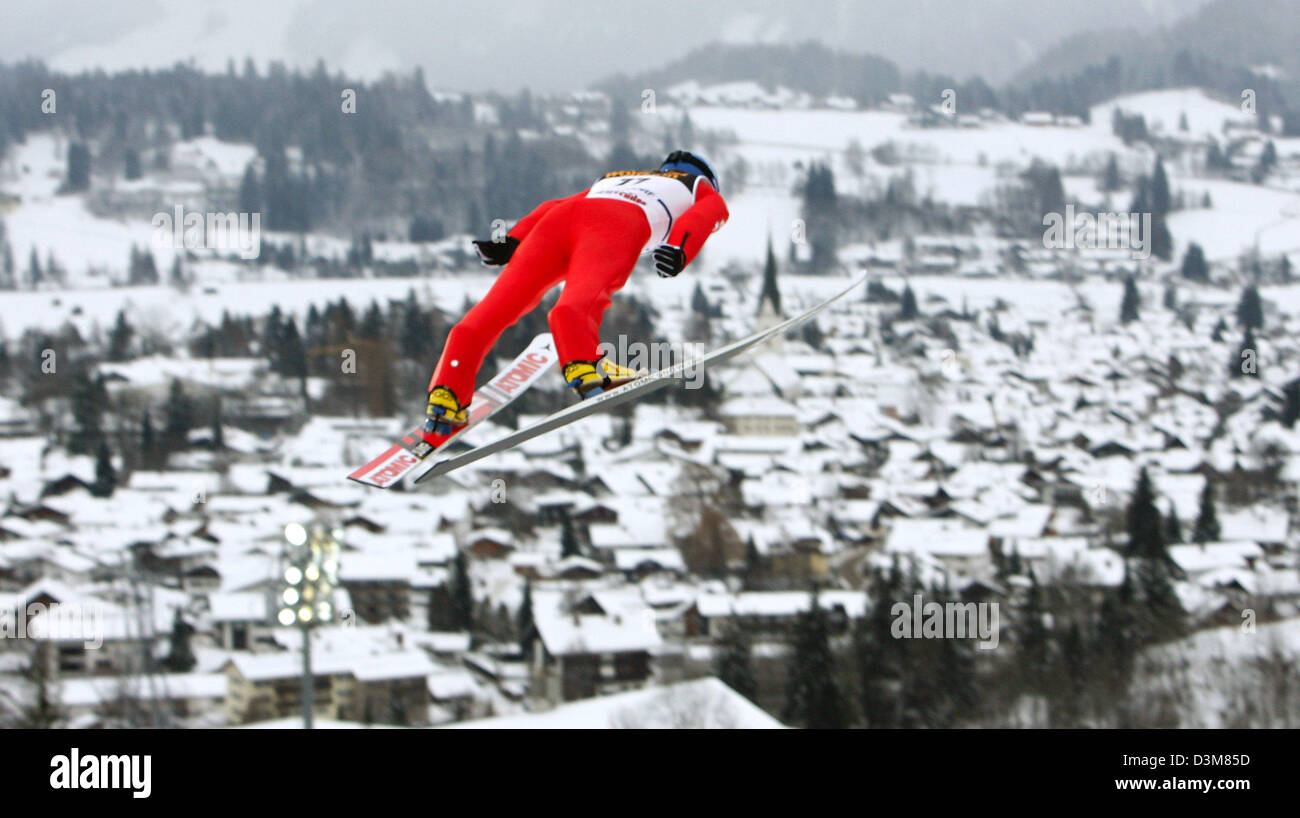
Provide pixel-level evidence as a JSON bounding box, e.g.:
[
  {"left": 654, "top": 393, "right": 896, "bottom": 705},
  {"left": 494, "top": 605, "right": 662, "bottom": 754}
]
[
  {"left": 424, "top": 385, "right": 469, "bottom": 437},
  {"left": 562, "top": 356, "right": 643, "bottom": 399}
]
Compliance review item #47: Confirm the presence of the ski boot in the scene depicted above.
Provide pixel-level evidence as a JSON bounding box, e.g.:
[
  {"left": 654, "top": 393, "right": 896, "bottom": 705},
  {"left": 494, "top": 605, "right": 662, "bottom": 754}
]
[
  {"left": 424, "top": 385, "right": 469, "bottom": 438},
  {"left": 562, "top": 356, "right": 642, "bottom": 399}
]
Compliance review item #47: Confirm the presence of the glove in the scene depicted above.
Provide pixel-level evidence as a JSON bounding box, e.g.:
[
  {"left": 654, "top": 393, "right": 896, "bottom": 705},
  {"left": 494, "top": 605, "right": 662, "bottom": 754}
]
[
  {"left": 653, "top": 234, "right": 690, "bottom": 278},
  {"left": 473, "top": 236, "right": 520, "bottom": 266}
]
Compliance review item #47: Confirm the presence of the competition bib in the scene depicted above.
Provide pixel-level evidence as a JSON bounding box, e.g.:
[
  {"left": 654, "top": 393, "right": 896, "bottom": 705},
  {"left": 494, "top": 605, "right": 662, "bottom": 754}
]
[{"left": 586, "top": 171, "right": 702, "bottom": 250}]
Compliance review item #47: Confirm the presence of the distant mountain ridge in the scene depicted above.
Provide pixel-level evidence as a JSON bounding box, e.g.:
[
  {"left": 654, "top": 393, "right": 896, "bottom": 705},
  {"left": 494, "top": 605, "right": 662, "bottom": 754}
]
[{"left": 1015, "top": 0, "right": 1300, "bottom": 86}]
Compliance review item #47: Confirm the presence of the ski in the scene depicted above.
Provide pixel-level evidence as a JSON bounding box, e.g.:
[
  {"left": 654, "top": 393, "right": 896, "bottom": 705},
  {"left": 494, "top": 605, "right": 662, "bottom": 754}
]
[
  {"left": 347, "top": 333, "right": 559, "bottom": 488},
  {"left": 414, "top": 273, "right": 868, "bottom": 483}
]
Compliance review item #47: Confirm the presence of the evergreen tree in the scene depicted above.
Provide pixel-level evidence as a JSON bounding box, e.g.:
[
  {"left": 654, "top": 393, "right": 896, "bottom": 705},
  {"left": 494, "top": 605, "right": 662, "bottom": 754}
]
[
  {"left": 169, "top": 257, "right": 186, "bottom": 291},
  {"left": 238, "top": 165, "right": 261, "bottom": 214},
  {"left": 27, "top": 247, "right": 42, "bottom": 288},
  {"left": 1193, "top": 482, "right": 1220, "bottom": 543},
  {"left": 1125, "top": 467, "right": 1164, "bottom": 561},
  {"left": 162, "top": 378, "right": 194, "bottom": 453},
  {"left": 124, "top": 147, "right": 142, "bottom": 181},
  {"left": 1, "top": 241, "right": 14, "bottom": 291},
  {"left": 1164, "top": 504, "right": 1183, "bottom": 544},
  {"left": 899, "top": 284, "right": 919, "bottom": 320},
  {"left": 1095, "top": 568, "right": 1139, "bottom": 701},
  {"left": 107, "top": 309, "right": 134, "bottom": 361},
  {"left": 359, "top": 301, "right": 385, "bottom": 341},
  {"left": 16, "top": 649, "right": 62, "bottom": 728},
  {"left": 1101, "top": 153, "right": 1121, "bottom": 193},
  {"left": 211, "top": 397, "right": 225, "bottom": 449},
  {"left": 742, "top": 537, "right": 765, "bottom": 590},
  {"left": 1124, "top": 473, "right": 1185, "bottom": 645},
  {"left": 65, "top": 142, "right": 91, "bottom": 192},
  {"left": 801, "top": 163, "right": 839, "bottom": 273},
  {"left": 162, "top": 609, "right": 196, "bottom": 672},
  {"left": 1162, "top": 282, "right": 1177, "bottom": 311},
  {"left": 450, "top": 551, "right": 474, "bottom": 632},
  {"left": 140, "top": 411, "right": 159, "bottom": 469},
  {"left": 1052, "top": 622, "right": 1089, "bottom": 727},
  {"left": 560, "top": 514, "right": 581, "bottom": 559},
  {"left": 1281, "top": 380, "right": 1300, "bottom": 429},
  {"left": 1206, "top": 141, "right": 1227, "bottom": 171},
  {"left": 1149, "top": 215, "right": 1172, "bottom": 261},
  {"left": 1236, "top": 285, "right": 1263, "bottom": 329},
  {"left": 1150, "top": 156, "right": 1171, "bottom": 216},
  {"left": 783, "top": 587, "right": 849, "bottom": 728},
  {"left": 90, "top": 441, "right": 116, "bottom": 498},
  {"left": 691, "top": 282, "right": 709, "bottom": 314},
  {"left": 399, "top": 293, "right": 436, "bottom": 362},
  {"left": 801, "top": 319, "right": 825, "bottom": 350},
  {"left": 1180, "top": 243, "right": 1208, "bottom": 282},
  {"left": 1018, "top": 569, "right": 1052, "bottom": 709},
  {"left": 714, "top": 625, "right": 758, "bottom": 703},
  {"left": 517, "top": 577, "right": 534, "bottom": 654},
  {"left": 279, "top": 319, "right": 308, "bottom": 397},
  {"left": 1119, "top": 275, "right": 1140, "bottom": 324},
  {"left": 1131, "top": 550, "right": 1186, "bottom": 645},
  {"left": 70, "top": 371, "right": 108, "bottom": 453}
]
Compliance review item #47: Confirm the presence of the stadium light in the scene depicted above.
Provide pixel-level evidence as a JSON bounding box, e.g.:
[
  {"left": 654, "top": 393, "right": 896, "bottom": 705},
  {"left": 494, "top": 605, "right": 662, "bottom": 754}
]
[{"left": 277, "top": 521, "right": 341, "bottom": 728}]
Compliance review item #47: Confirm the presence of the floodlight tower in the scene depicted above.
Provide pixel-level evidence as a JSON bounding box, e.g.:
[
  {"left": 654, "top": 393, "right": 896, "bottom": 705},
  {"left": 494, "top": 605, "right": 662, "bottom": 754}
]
[{"left": 277, "top": 521, "right": 341, "bottom": 728}]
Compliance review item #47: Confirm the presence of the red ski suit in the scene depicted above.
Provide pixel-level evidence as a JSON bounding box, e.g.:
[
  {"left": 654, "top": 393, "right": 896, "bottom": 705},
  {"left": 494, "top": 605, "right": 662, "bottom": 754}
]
[{"left": 429, "top": 170, "right": 728, "bottom": 402}]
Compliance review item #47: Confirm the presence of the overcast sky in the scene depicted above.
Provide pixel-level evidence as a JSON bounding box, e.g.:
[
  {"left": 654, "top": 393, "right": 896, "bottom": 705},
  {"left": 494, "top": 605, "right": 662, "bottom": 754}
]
[{"left": 1, "top": 0, "right": 1215, "bottom": 92}]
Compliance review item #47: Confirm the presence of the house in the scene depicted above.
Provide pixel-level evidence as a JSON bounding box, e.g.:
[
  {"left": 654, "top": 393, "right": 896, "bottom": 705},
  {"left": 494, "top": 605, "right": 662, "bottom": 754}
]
[
  {"left": 58, "top": 673, "right": 227, "bottom": 725},
  {"left": 337, "top": 552, "right": 416, "bottom": 624},
  {"left": 686, "top": 590, "right": 867, "bottom": 638},
  {"left": 223, "top": 647, "right": 435, "bottom": 726},
  {"left": 462, "top": 529, "right": 515, "bottom": 560},
  {"left": 202, "top": 591, "right": 271, "bottom": 651},
  {"left": 613, "top": 548, "right": 685, "bottom": 580},
  {"left": 718, "top": 398, "right": 801, "bottom": 437},
  {"left": 21, "top": 582, "right": 181, "bottom": 677},
  {"left": 884, "top": 518, "right": 991, "bottom": 578},
  {"left": 525, "top": 589, "right": 661, "bottom": 704}
]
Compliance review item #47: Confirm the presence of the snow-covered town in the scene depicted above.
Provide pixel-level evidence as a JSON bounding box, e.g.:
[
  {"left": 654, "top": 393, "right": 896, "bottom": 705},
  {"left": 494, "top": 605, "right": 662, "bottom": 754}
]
[{"left": 2, "top": 0, "right": 1300, "bottom": 736}]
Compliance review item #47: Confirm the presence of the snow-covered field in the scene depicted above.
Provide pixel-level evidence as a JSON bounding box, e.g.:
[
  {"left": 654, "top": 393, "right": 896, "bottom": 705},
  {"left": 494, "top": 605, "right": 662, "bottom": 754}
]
[{"left": 3, "top": 88, "right": 1296, "bottom": 343}]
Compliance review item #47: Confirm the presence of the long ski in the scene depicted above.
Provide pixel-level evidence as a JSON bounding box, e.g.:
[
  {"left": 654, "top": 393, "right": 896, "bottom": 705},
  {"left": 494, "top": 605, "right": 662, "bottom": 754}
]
[
  {"left": 347, "top": 333, "right": 559, "bottom": 488},
  {"left": 414, "top": 273, "right": 868, "bottom": 483}
]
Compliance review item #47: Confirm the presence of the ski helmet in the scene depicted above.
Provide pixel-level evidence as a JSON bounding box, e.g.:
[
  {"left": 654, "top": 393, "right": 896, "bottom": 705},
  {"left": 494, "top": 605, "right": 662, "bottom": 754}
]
[{"left": 660, "top": 150, "right": 719, "bottom": 192}]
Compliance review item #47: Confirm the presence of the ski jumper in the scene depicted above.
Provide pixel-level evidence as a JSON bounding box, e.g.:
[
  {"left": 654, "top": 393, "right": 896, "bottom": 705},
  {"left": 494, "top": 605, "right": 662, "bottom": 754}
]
[{"left": 429, "top": 170, "right": 729, "bottom": 402}]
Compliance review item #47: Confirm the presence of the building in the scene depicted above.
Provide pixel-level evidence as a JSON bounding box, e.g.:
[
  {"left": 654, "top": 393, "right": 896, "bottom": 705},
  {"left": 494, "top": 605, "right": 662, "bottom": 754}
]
[
  {"left": 525, "top": 589, "right": 661, "bottom": 703},
  {"left": 223, "top": 647, "right": 436, "bottom": 726}
]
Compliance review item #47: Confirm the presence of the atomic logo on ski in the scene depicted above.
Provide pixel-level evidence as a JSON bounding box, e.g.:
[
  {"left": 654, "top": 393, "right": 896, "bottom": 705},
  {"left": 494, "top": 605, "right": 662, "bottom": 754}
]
[{"left": 346, "top": 333, "right": 559, "bottom": 488}]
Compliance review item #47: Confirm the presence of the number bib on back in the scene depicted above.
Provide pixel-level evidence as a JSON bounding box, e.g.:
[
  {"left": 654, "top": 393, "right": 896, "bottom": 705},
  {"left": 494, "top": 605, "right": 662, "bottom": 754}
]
[{"left": 585, "top": 170, "right": 702, "bottom": 251}]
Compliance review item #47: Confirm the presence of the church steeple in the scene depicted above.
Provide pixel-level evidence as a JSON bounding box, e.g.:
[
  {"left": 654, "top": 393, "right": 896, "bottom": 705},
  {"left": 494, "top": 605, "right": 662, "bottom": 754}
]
[{"left": 758, "top": 234, "right": 782, "bottom": 326}]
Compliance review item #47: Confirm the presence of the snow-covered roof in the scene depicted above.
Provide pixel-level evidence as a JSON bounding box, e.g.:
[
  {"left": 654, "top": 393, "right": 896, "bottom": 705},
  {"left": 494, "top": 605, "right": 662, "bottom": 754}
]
[
  {"left": 531, "top": 589, "right": 661, "bottom": 656},
  {"left": 444, "top": 677, "right": 783, "bottom": 729},
  {"left": 613, "top": 548, "right": 685, "bottom": 573},
  {"left": 696, "top": 590, "right": 867, "bottom": 619},
  {"left": 884, "top": 518, "right": 989, "bottom": 558}
]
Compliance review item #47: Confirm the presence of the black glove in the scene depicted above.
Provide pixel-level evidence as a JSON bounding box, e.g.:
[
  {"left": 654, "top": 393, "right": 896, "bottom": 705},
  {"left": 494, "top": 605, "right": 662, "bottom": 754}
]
[
  {"left": 473, "top": 236, "right": 520, "bottom": 266},
  {"left": 653, "top": 234, "right": 690, "bottom": 278}
]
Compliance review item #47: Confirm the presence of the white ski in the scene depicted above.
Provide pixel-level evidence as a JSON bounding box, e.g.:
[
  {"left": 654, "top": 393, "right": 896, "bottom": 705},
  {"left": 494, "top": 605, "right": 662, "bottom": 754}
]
[{"left": 347, "top": 333, "right": 559, "bottom": 488}]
